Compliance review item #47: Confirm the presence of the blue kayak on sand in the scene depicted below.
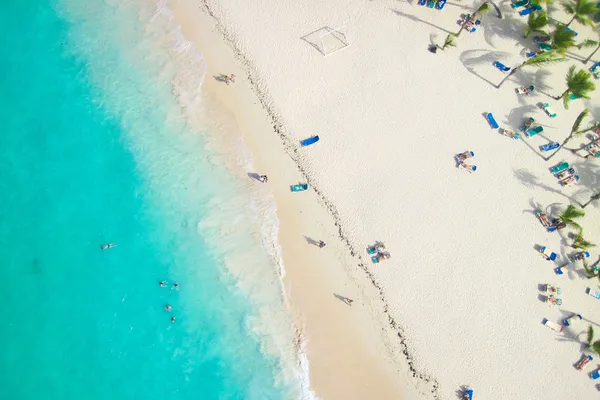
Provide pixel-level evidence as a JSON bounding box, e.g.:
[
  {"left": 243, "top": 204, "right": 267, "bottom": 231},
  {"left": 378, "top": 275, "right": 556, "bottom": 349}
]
[{"left": 300, "top": 135, "right": 320, "bottom": 147}]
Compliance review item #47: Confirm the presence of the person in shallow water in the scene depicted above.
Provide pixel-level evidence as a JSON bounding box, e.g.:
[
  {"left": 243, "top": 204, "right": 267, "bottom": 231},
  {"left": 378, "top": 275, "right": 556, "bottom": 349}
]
[
  {"left": 165, "top": 305, "right": 172, "bottom": 311},
  {"left": 172, "top": 283, "right": 179, "bottom": 290},
  {"left": 159, "top": 280, "right": 167, "bottom": 288},
  {"left": 171, "top": 316, "right": 176, "bottom": 323},
  {"left": 101, "top": 243, "right": 116, "bottom": 250}
]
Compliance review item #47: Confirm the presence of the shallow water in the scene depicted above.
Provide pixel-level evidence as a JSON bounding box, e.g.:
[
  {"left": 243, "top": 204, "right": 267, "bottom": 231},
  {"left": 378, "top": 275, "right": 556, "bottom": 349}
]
[{"left": 0, "top": 1, "right": 304, "bottom": 399}]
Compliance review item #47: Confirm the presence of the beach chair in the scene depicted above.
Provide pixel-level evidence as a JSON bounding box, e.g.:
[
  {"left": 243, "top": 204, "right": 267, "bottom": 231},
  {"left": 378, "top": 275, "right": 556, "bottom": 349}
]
[
  {"left": 521, "top": 117, "right": 534, "bottom": 132},
  {"left": 290, "top": 183, "right": 309, "bottom": 192},
  {"left": 576, "top": 355, "right": 593, "bottom": 370},
  {"left": 546, "top": 294, "right": 562, "bottom": 306},
  {"left": 544, "top": 319, "right": 564, "bottom": 332},
  {"left": 300, "top": 135, "right": 319, "bottom": 147},
  {"left": 436, "top": 0, "right": 447, "bottom": 9},
  {"left": 551, "top": 162, "right": 569, "bottom": 174},
  {"left": 556, "top": 167, "right": 575, "bottom": 180},
  {"left": 536, "top": 209, "right": 553, "bottom": 231},
  {"left": 516, "top": 85, "right": 534, "bottom": 95},
  {"left": 520, "top": 4, "right": 542, "bottom": 16},
  {"left": 486, "top": 113, "right": 499, "bottom": 128},
  {"left": 563, "top": 313, "right": 582, "bottom": 326},
  {"left": 539, "top": 42, "right": 552, "bottom": 51},
  {"left": 544, "top": 284, "right": 562, "bottom": 296},
  {"left": 588, "top": 288, "right": 600, "bottom": 299},
  {"left": 428, "top": 0, "right": 436, "bottom": 8},
  {"left": 592, "top": 369, "right": 600, "bottom": 380},
  {"left": 511, "top": 0, "right": 528, "bottom": 7},
  {"left": 540, "top": 142, "right": 559, "bottom": 152},
  {"left": 527, "top": 126, "right": 543, "bottom": 137},
  {"left": 464, "top": 388, "right": 474, "bottom": 400},
  {"left": 418, "top": 0, "right": 427, "bottom": 5},
  {"left": 542, "top": 103, "right": 557, "bottom": 118},
  {"left": 560, "top": 175, "right": 580, "bottom": 186},
  {"left": 493, "top": 61, "right": 511, "bottom": 72},
  {"left": 565, "top": 26, "right": 578, "bottom": 36}
]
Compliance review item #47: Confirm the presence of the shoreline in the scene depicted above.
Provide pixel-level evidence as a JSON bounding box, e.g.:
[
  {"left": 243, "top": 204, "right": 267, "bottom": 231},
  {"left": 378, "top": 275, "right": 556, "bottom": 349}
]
[{"left": 167, "top": 0, "right": 431, "bottom": 398}]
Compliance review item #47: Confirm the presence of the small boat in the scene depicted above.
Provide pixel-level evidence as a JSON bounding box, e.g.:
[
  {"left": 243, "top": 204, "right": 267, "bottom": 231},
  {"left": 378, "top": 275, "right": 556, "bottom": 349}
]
[
  {"left": 290, "top": 183, "right": 309, "bottom": 192},
  {"left": 540, "top": 142, "right": 560, "bottom": 152}
]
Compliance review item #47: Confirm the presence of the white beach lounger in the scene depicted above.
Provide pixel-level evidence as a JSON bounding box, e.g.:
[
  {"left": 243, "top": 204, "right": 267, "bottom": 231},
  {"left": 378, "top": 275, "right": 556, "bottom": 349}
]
[{"left": 544, "top": 319, "right": 563, "bottom": 332}]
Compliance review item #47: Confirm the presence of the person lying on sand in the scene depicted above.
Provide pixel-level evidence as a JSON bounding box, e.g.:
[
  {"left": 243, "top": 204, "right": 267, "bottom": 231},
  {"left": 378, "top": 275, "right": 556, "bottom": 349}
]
[
  {"left": 457, "top": 151, "right": 474, "bottom": 160},
  {"left": 460, "top": 161, "right": 477, "bottom": 172}
]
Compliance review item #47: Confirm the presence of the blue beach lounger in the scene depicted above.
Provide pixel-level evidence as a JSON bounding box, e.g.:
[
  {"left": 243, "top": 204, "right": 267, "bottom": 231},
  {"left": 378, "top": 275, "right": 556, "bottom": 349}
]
[
  {"left": 418, "top": 0, "right": 427, "bottom": 5},
  {"left": 300, "top": 135, "right": 320, "bottom": 147},
  {"left": 493, "top": 61, "right": 511, "bottom": 72},
  {"left": 511, "top": 0, "right": 528, "bottom": 7},
  {"left": 465, "top": 388, "right": 474, "bottom": 400},
  {"left": 486, "top": 113, "right": 499, "bottom": 129},
  {"left": 436, "top": 0, "right": 447, "bottom": 9},
  {"left": 541, "top": 142, "right": 560, "bottom": 152}
]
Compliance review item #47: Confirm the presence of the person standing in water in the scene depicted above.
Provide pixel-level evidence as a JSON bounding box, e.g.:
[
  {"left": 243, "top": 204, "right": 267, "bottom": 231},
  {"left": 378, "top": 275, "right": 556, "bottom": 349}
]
[
  {"left": 159, "top": 280, "right": 167, "bottom": 288},
  {"left": 165, "top": 305, "right": 172, "bottom": 312}
]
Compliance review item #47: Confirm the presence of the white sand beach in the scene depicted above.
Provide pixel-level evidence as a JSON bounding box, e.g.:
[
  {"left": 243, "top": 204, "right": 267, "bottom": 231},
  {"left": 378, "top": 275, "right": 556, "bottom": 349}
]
[{"left": 166, "top": 0, "right": 600, "bottom": 398}]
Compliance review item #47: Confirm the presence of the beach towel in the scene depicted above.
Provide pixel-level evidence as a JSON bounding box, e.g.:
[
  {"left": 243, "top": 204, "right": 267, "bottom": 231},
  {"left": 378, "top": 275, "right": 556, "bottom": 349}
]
[
  {"left": 300, "top": 135, "right": 320, "bottom": 147},
  {"left": 527, "top": 126, "right": 543, "bottom": 136},
  {"left": 486, "top": 113, "right": 499, "bottom": 128},
  {"left": 493, "top": 61, "right": 510, "bottom": 72}
]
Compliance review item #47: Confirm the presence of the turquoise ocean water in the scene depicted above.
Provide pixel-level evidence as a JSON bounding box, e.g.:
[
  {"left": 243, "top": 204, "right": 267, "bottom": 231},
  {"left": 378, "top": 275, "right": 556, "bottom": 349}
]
[{"left": 0, "top": 1, "right": 307, "bottom": 399}]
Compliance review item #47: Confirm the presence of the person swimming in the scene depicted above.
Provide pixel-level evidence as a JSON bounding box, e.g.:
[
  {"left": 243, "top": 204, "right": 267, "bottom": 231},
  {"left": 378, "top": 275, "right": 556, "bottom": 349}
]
[
  {"left": 159, "top": 280, "right": 168, "bottom": 288},
  {"left": 172, "top": 283, "right": 179, "bottom": 290},
  {"left": 171, "top": 316, "right": 176, "bottom": 323},
  {"left": 101, "top": 243, "right": 116, "bottom": 250},
  {"left": 165, "top": 305, "right": 172, "bottom": 312}
]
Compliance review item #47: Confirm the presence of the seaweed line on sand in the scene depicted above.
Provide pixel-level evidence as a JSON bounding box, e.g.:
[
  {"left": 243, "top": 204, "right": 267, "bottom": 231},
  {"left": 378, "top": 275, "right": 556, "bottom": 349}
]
[{"left": 197, "top": 2, "right": 440, "bottom": 398}]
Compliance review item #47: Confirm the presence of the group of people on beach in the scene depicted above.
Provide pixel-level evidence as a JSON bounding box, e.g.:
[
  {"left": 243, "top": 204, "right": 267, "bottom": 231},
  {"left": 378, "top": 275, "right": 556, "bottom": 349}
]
[
  {"left": 223, "top": 73, "right": 236, "bottom": 85},
  {"left": 160, "top": 280, "right": 179, "bottom": 323},
  {"left": 456, "top": 150, "right": 477, "bottom": 172}
]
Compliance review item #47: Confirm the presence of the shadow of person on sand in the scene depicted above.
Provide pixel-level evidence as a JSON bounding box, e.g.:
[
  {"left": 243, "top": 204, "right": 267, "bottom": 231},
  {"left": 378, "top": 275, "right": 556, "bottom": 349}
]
[
  {"left": 333, "top": 293, "right": 354, "bottom": 305},
  {"left": 303, "top": 235, "right": 321, "bottom": 246},
  {"left": 213, "top": 74, "right": 230, "bottom": 84},
  {"left": 247, "top": 172, "right": 261, "bottom": 181}
]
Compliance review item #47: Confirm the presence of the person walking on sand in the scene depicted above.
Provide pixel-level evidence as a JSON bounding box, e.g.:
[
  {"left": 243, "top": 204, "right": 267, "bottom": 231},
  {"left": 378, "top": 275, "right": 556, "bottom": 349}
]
[
  {"left": 224, "top": 75, "right": 231, "bottom": 85},
  {"left": 460, "top": 161, "right": 477, "bottom": 173},
  {"left": 318, "top": 240, "right": 326, "bottom": 248},
  {"left": 229, "top": 74, "right": 236, "bottom": 83},
  {"left": 258, "top": 174, "right": 268, "bottom": 183}
]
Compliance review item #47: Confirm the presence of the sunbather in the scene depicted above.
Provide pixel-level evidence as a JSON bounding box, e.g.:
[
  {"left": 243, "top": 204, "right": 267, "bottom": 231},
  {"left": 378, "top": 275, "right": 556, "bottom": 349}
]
[
  {"left": 576, "top": 355, "right": 593, "bottom": 370},
  {"left": 561, "top": 175, "right": 579, "bottom": 186},
  {"left": 457, "top": 151, "right": 474, "bottom": 160},
  {"left": 460, "top": 161, "right": 477, "bottom": 172},
  {"left": 585, "top": 147, "right": 600, "bottom": 159}
]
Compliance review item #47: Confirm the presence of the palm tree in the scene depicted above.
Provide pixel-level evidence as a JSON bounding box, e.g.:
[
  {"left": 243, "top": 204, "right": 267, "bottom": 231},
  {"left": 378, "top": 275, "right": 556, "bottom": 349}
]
[
  {"left": 562, "top": 0, "right": 596, "bottom": 28},
  {"left": 546, "top": 109, "right": 589, "bottom": 160},
  {"left": 497, "top": 50, "right": 566, "bottom": 88},
  {"left": 524, "top": 11, "right": 549, "bottom": 38},
  {"left": 442, "top": 34, "right": 457, "bottom": 50},
  {"left": 551, "top": 25, "right": 577, "bottom": 55},
  {"left": 554, "top": 66, "right": 596, "bottom": 109},
  {"left": 455, "top": 2, "right": 492, "bottom": 37},
  {"left": 572, "top": 231, "right": 596, "bottom": 249},
  {"left": 558, "top": 204, "right": 585, "bottom": 229},
  {"left": 593, "top": 340, "right": 600, "bottom": 356}
]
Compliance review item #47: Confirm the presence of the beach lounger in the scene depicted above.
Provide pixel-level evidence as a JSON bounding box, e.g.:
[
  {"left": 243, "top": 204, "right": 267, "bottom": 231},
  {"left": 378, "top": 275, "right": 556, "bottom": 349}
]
[
  {"left": 551, "top": 162, "right": 569, "bottom": 174},
  {"left": 436, "top": 0, "right": 447, "bottom": 9},
  {"left": 536, "top": 209, "right": 554, "bottom": 231},
  {"left": 521, "top": 117, "right": 534, "bottom": 132},
  {"left": 546, "top": 294, "right": 562, "bottom": 306},
  {"left": 464, "top": 388, "right": 474, "bottom": 400},
  {"left": 544, "top": 319, "right": 564, "bottom": 332},
  {"left": 576, "top": 355, "right": 593, "bottom": 370},
  {"left": 563, "top": 313, "right": 582, "bottom": 326},
  {"left": 539, "top": 246, "right": 557, "bottom": 261},
  {"left": 290, "top": 183, "right": 309, "bottom": 192},
  {"left": 520, "top": 4, "right": 542, "bottom": 16},
  {"left": 527, "top": 126, "right": 543, "bottom": 137},
  {"left": 565, "top": 26, "right": 578, "bottom": 36},
  {"left": 539, "top": 42, "right": 552, "bottom": 51},
  {"left": 542, "top": 103, "right": 557, "bottom": 118},
  {"left": 555, "top": 167, "right": 575, "bottom": 180},
  {"left": 486, "top": 113, "right": 499, "bottom": 128},
  {"left": 300, "top": 135, "right": 320, "bottom": 147},
  {"left": 591, "top": 369, "right": 600, "bottom": 379},
  {"left": 428, "top": 0, "right": 436, "bottom": 8},
  {"left": 501, "top": 128, "right": 519, "bottom": 139},
  {"left": 511, "top": 0, "right": 528, "bottom": 7},
  {"left": 591, "top": 62, "right": 600, "bottom": 79},
  {"left": 588, "top": 288, "right": 600, "bottom": 299},
  {"left": 493, "top": 61, "right": 511, "bottom": 72},
  {"left": 544, "top": 284, "right": 562, "bottom": 296},
  {"left": 540, "top": 142, "right": 559, "bottom": 152},
  {"left": 367, "top": 241, "right": 385, "bottom": 255},
  {"left": 516, "top": 85, "right": 534, "bottom": 95},
  {"left": 418, "top": 0, "right": 427, "bottom": 5},
  {"left": 560, "top": 175, "right": 580, "bottom": 186}
]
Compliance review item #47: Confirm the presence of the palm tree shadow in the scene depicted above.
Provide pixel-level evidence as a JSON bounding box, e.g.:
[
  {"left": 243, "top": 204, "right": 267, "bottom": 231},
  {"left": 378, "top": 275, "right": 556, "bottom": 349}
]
[
  {"left": 390, "top": 9, "right": 453, "bottom": 35},
  {"left": 513, "top": 168, "right": 582, "bottom": 204},
  {"left": 459, "top": 49, "right": 510, "bottom": 87}
]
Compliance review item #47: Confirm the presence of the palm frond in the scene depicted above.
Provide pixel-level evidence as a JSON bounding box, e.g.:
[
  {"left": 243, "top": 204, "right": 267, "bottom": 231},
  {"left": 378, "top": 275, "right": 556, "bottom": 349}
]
[
  {"left": 593, "top": 341, "right": 600, "bottom": 356},
  {"left": 525, "top": 11, "right": 549, "bottom": 38},
  {"left": 572, "top": 109, "right": 589, "bottom": 134},
  {"left": 578, "top": 39, "right": 599, "bottom": 49},
  {"left": 477, "top": 2, "right": 492, "bottom": 15},
  {"left": 588, "top": 325, "right": 595, "bottom": 347},
  {"left": 552, "top": 25, "right": 577, "bottom": 54},
  {"left": 522, "top": 50, "right": 566, "bottom": 68}
]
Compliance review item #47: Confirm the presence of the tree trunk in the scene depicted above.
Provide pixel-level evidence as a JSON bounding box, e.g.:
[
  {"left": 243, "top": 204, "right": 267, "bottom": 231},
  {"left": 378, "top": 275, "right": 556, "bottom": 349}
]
[
  {"left": 497, "top": 67, "right": 517, "bottom": 88},
  {"left": 584, "top": 44, "right": 600, "bottom": 64},
  {"left": 582, "top": 192, "right": 600, "bottom": 208},
  {"left": 544, "top": 132, "right": 575, "bottom": 161},
  {"left": 566, "top": 15, "right": 576, "bottom": 28},
  {"left": 553, "top": 89, "right": 569, "bottom": 100}
]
